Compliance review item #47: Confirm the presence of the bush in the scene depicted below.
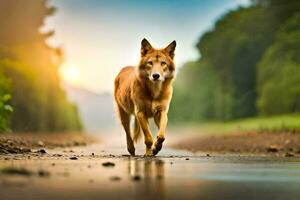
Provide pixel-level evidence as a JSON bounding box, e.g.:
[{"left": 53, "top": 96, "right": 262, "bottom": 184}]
[{"left": 0, "top": 71, "right": 13, "bottom": 132}]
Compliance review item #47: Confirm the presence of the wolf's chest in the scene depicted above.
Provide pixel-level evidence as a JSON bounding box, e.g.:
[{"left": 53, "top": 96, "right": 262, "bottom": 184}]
[
  {"left": 143, "top": 100, "right": 164, "bottom": 117},
  {"left": 149, "top": 82, "right": 163, "bottom": 99}
]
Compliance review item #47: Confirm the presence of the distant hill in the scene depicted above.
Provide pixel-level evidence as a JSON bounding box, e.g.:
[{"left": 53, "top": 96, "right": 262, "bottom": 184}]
[{"left": 63, "top": 83, "right": 117, "bottom": 132}]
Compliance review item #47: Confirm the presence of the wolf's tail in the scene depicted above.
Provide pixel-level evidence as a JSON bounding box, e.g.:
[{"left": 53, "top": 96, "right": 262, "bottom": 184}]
[{"left": 133, "top": 117, "right": 142, "bottom": 143}]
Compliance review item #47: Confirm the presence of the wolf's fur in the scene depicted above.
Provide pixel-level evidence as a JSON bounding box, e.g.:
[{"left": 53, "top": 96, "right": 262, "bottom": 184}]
[{"left": 114, "top": 38, "right": 176, "bottom": 156}]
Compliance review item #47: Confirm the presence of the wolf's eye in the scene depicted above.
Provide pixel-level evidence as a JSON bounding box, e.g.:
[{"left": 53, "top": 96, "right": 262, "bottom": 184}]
[
  {"left": 147, "top": 61, "right": 153, "bottom": 66},
  {"left": 161, "top": 61, "right": 167, "bottom": 66}
]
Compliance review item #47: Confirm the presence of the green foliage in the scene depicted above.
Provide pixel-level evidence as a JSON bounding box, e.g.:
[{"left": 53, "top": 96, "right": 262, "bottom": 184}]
[
  {"left": 169, "top": 60, "right": 219, "bottom": 122},
  {"left": 170, "top": 0, "right": 300, "bottom": 123},
  {"left": 177, "top": 114, "right": 300, "bottom": 134},
  {"left": 197, "top": 6, "right": 274, "bottom": 120},
  {"left": 257, "top": 12, "right": 300, "bottom": 115},
  {"left": 0, "top": 72, "right": 12, "bottom": 132},
  {"left": 0, "top": 59, "right": 82, "bottom": 132},
  {"left": 0, "top": 0, "right": 82, "bottom": 132}
]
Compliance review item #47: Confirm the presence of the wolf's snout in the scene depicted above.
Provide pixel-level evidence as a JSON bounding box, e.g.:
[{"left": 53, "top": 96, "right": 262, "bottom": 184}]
[{"left": 152, "top": 73, "right": 160, "bottom": 80}]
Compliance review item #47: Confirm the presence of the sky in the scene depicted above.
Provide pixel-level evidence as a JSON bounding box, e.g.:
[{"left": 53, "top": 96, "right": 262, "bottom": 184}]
[{"left": 44, "top": 0, "right": 250, "bottom": 93}]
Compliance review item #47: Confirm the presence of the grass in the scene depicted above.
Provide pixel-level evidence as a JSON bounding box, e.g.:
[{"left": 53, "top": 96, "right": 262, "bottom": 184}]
[{"left": 172, "top": 114, "right": 300, "bottom": 135}]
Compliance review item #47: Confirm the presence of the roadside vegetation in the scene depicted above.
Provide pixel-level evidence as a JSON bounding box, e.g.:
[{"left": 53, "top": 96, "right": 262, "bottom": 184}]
[
  {"left": 0, "top": 73, "right": 12, "bottom": 131},
  {"left": 169, "top": 0, "right": 300, "bottom": 132},
  {"left": 0, "top": 1, "right": 82, "bottom": 132},
  {"left": 172, "top": 114, "right": 300, "bottom": 135}
]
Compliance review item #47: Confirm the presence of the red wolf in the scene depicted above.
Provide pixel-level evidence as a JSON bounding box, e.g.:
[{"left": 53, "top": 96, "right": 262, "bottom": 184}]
[{"left": 114, "top": 38, "right": 176, "bottom": 156}]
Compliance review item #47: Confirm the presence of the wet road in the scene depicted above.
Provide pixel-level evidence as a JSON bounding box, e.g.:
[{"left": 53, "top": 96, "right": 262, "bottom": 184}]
[{"left": 1, "top": 137, "right": 300, "bottom": 200}]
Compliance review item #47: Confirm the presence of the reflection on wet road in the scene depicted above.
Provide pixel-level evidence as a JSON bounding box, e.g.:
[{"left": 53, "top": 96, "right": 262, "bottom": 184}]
[{"left": 1, "top": 142, "right": 300, "bottom": 200}]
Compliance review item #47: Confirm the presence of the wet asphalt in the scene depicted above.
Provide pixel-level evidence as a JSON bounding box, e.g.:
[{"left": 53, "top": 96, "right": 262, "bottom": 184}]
[{"left": 1, "top": 136, "right": 300, "bottom": 200}]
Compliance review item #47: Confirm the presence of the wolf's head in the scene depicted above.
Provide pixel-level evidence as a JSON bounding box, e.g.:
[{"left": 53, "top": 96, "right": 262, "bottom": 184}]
[{"left": 138, "top": 38, "right": 176, "bottom": 82}]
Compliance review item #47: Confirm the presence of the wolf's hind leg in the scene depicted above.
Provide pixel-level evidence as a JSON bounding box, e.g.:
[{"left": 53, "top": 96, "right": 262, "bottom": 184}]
[
  {"left": 117, "top": 106, "right": 135, "bottom": 156},
  {"left": 133, "top": 117, "right": 142, "bottom": 143}
]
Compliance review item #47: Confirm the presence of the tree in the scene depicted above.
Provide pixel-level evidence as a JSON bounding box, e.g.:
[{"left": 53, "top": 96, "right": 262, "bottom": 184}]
[
  {"left": 169, "top": 60, "right": 219, "bottom": 122},
  {"left": 196, "top": 6, "right": 275, "bottom": 120},
  {"left": 169, "top": 0, "right": 300, "bottom": 123},
  {"left": 0, "top": 0, "right": 82, "bottom": 132},
  {"left": 257, "top": 12, "right": 300, "bottom": 114}
]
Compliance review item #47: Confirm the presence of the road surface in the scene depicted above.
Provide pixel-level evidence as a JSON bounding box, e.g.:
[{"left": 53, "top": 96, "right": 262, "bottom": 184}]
[{"left": 1, "top": 135, "right": 300, "bottom": 200}]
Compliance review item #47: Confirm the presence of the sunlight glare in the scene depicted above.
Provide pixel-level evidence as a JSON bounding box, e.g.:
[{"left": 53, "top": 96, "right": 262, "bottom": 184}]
[{"left": 60, "top": 66, "right": 80, "bottom": 85}]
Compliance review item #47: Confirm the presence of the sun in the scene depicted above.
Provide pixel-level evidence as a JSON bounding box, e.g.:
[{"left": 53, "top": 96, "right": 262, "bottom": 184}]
[{"left": 60, "top": 66, "right": 80, "bottom": 85}]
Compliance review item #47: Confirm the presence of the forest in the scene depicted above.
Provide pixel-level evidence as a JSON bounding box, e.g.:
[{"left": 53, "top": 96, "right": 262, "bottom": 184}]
[
  {"left": 169, "top": 0, "right": 300, "bottom": 123},
  {"left": 0, "top": 0, "right": 82, "bottom": 132}
]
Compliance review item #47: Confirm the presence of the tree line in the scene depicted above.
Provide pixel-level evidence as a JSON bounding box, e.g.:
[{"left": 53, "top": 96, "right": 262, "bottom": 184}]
[
  {"left": 0, "top": 0, "right": 82, "bottom": 132},
  {"left": 169, "top": 0, "right": 300, "bottom": 122}
]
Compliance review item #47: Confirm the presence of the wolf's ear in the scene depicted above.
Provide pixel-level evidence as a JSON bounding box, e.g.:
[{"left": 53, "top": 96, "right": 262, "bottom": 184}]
[
  {"left": 164, "top": 40, "right": 176, "bottom": 59},
  {"left": 141, "top": 38, "right": 153, "bottom": 56}
]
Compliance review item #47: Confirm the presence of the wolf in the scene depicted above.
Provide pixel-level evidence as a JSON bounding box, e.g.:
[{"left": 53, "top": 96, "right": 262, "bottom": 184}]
[{"left": 114, "top": 38, "right": 176, "bottom": 156}]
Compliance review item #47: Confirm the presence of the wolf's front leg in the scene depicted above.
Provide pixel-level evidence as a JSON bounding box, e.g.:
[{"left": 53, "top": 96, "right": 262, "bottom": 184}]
[
  {"left": 136, "top": 111, "right": 153, "bottom": 156},
  {"left": 153, "top": 111, "right": 168, "bottom": 155}
]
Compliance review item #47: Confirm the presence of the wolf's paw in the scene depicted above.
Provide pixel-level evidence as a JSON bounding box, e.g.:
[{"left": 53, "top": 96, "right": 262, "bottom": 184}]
[
  {"left": 127, "top": 148, "right": 135, "bottom": 156},
  {"left": 127, "top": 140, "right": 135, "bottom": 156},
  {"left": 144, "top": 149, "right": 154, "bottom": 157},
  {"left": 127, "top": 146, "right": 135, "bottom": 156},
  {"left": 152, "top": 136, "right": 165, "bottom": 155}
]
